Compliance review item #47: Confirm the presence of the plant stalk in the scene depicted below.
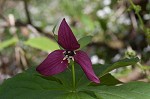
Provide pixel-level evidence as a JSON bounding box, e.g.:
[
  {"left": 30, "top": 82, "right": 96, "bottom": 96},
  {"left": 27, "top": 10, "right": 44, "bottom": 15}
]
[
  {"left": 128, "top": 0, "right": 145, "bottom": 31},
  {"left": 71, "top": 61, "right": 76, "bottom": 89}
]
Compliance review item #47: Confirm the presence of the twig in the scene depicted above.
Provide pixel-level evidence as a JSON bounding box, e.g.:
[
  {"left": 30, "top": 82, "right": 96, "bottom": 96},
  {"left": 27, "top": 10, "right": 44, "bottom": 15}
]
[
  {"left": 129, "top": 11, "right": 138, "bottom": 30},
  {"left": 128, "top": 0, "right": 145, "bottom": 31},
  {"left": 0, "top": 0, "right": 6, "bottom": 13},
  {"left": 23, "top": 0, "right": 32, "bottom": 24}
]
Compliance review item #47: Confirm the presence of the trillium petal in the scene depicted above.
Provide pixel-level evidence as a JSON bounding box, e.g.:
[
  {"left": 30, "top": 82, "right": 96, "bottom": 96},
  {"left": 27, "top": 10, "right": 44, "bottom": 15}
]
[
  {"left": 74, "top": 50, "right": 100, "bottom": 83},
  {"left": 58, "top": 18, "right": 80, "bottom": 50},
  {"left": 36, "top": 50, "right": 68, "bottom": 76}
]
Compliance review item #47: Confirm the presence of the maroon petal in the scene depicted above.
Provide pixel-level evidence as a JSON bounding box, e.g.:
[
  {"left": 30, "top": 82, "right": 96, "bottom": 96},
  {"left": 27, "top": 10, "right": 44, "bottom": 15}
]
[
  {"left": 36, "top": 50, "right": 68, "bottom": 76},
  {"left": 74, "top": 50, "right": 100, "bottom": 83},
  {"left": 58, "top": 18, "right": 80, "bottom": 50}
]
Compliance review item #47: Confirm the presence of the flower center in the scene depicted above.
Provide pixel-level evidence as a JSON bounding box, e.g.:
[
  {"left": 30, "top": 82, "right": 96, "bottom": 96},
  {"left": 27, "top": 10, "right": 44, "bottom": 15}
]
[{"left": 63, "top": 50, "right": 76, "bottom": 63}]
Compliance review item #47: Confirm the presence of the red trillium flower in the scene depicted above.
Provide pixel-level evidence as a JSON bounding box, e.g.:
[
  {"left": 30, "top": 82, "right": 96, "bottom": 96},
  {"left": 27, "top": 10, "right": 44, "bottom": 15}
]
[{"left": 36, "top": 18, "right": 100, "bottom": 83}]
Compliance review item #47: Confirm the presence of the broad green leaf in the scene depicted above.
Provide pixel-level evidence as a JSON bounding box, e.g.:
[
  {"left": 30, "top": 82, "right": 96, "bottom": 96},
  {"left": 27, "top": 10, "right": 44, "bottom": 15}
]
[
  {"left": 76, "top": 57, "right": 139, "bottom": 87},
  {"left": 94, "top": 57, "right": 140, "bottom": 77},
  {"left": 24, "top": 58, "right": 135, "bottom": 88},
  {"left": 0, "top": 66, "right": 95, "bottom": 99},
  {"left": 88, "top": 82, "right": 150, "bottom": 99},
  {"left": 57, "top": 92, "right": 95, "bottom": 99},
  {"left": 0, "top": 73, "right": 66, "bottom": 99},
  {"left": 0, "top": 37, "right": 18, "bottom": 51},
  {"left": 90, "top": 73, "right": 122, "bottom": 86},
  {"left": 53, "top": 63, "right": 91, "bottom": 91},
  {"left": 69, "top": 57, "right": 138, "bottom": 88},
  {"left": 24, "top": 37, "right": 59, "bottom": 52},
  {"left": 25, "top": 66, "right": 61, "bottom": 83},
  {"left": 53, "top": 63, "right": 87, "bottom": 90},
  {"left": 0, "top": 66, "right": 149, "bottom": 99},
  {"left": 78, "top": 36, "right": 92, "bottom": 49},
  {"left": 54, "top": 69, "right": 73, "bottom": 89}
]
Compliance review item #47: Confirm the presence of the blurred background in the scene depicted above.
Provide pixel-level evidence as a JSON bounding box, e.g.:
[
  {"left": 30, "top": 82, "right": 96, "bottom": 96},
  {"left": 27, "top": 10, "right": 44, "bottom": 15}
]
[{"left": 0, "top": 0, "right": 150, "bottom": 84}]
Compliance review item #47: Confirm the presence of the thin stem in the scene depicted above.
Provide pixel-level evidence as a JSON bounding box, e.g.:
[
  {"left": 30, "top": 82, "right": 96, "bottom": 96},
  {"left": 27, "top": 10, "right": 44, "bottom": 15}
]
[
  {"left": 136, "top": 13, "right": 144, "bottom": 30},
  {"left": 24, "top": 0, "right": 32, "bottom": 24},
  {"left": 71, "top": 61, "right": 76, "bottom": 89},
  {"left": 128, "top": 0, "right": 134, "bottom": 7},
  {"left": 128, "top": 0, "right": 145, "bottom": 31}
]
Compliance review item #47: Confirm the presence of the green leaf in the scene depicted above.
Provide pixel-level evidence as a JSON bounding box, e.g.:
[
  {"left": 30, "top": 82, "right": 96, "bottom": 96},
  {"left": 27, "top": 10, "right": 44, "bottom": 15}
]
[
  {"left": 88, "top": 82, "right": 150, "bottom": 99},
  {"left": 90, "top": 73, "right": 122, "bottom": 86},
  {"left": 52, "top": 22, "right": 58, "bottom": 34},
  {"left": 53, "top": 63, "right": 87, "bottom": 90},
  {"left": 54, "top": 35, "right": 58, "bottom": 41},
  {"left": 1, "top": 66, "right": 149, "bottom": 99},
  {"left": 76, "top": 57, "right": 139, "bottom": 87},
  {"left": 58, "top": 92, "right": 95, "bottom": 99},
  {"left": 0, "top": 66, "right": 95, "bottom": 99},
  {"left": 60, "top": 63, "right": 90, "bottom": 90},
  {"left": 78, "top": 36, "right": 92, "bottom": 49},
  {"left": 54, "top": 69, "right": 73, "bottom": 89},
  {"left": 94, "top": 57, "right": 140, "bottom": 77},
  {"left": 52, "top": 22, "right": 59, "bottom": 42},
  {"left": 0, "top": 72, "right": 66, "bottom": 99},
  {"left": 24, "top": 37, "right": 59, "bottom": 52},
  {"left": 0, "top": 37, "right": 18, "bottom": 51}
]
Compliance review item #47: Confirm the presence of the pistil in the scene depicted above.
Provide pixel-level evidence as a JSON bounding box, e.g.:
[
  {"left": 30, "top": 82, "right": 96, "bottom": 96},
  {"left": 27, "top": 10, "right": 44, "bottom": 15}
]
[{"left": 63, "top": 50, "right": 76, "bottom": 63}]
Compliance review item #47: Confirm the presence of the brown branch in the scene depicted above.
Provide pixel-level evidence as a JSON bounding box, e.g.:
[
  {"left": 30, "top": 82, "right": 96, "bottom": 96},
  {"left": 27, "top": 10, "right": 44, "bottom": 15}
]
[
  {"left": 0, "top": 20, "right": 54, "bottom": 41},
  {"left": 22, "top": 0, "right": 54, "bottom": 40},
  {"left": 15, "top": 20, "right": 54, "bottom": 40},
  {"left": 0, "top": 0, "right": 8, "bottom": 23},
  {"left": 23, "top": 0, "right": 32, "bottom": 24},
  {"left": 0, "top": 0, "right": 6, "bottom": 13}
]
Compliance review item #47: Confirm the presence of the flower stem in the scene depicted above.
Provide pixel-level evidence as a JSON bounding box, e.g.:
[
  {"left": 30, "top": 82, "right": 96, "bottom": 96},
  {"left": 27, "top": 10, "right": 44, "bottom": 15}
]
[{"left": 71, "top": 61, "right": 76, "bottom": 89}]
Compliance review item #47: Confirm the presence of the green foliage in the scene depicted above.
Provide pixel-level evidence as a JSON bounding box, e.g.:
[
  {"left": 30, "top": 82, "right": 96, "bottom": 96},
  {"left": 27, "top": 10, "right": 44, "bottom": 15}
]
[
  {"left": 0, "top": 1, "right": 149, "bottom": 98},
  {"left": 78, "top": 36, "right": 92, "bottom": 49},
  {"left": 0, "top": 73, "right": 66, "bottom": 99},
  {"left": 88, "top": 82, "right": 150, "bottom": 99},
  {"left": 0, "top": 57, "right": 141, "bottom": 99},
  {"left": 80, "top": 15, "right": 95, "bottom": 32},
  {"left": 94, "top": 57, "right": 140, "bottom": 77},
  {"left": 0, "top": 37, "right": 18, "bottom": 51},
  {"left": 24, "top": 37, "right": 59, "bottom": 52},
  {"left": 52, "top": 21, "right": 59, "bottom": 41},
  {"left": 52, "top": 22, "right": 58, "bottom": 34},
  {"left": 92, "top": 73, "right": 122, "bottom": 86},
  {"left": 75, "top": 57, "right": 139, "bottom": 87}
]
